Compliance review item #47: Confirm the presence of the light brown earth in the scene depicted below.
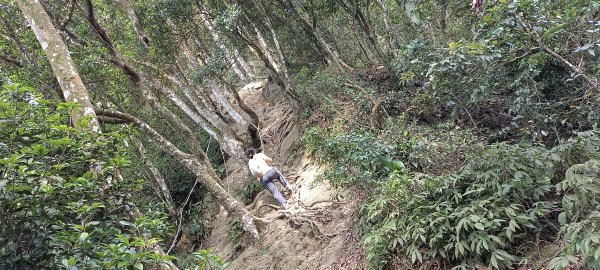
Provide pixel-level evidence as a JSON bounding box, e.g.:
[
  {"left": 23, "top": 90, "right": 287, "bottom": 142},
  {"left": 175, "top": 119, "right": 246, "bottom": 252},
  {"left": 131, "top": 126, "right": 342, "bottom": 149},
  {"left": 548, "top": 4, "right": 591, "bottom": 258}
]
[{"left": 202, "top": 80, "right": 366, "bottom": 270}]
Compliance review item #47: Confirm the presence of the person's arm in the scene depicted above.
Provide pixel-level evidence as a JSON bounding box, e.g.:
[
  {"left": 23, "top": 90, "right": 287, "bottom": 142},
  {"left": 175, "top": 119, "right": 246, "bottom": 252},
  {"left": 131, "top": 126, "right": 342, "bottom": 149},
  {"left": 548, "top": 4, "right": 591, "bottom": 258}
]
[{"left": 263, "top": 155, "right": 273, "bottom": 165}]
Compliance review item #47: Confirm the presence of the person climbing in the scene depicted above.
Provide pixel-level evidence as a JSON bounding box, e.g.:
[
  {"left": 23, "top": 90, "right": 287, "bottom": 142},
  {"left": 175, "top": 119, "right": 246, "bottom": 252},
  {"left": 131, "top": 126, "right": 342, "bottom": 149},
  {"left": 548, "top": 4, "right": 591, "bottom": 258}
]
[{"left": 245, "top": 147, "right": 294, "bottom": 209}]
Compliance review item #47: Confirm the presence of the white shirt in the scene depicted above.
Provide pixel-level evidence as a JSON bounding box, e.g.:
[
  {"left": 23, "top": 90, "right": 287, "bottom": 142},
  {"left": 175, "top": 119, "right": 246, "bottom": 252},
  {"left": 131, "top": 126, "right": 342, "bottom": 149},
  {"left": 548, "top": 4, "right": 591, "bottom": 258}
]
[{"left": 248, "top": 153, "right": 272, "bottom": 177}]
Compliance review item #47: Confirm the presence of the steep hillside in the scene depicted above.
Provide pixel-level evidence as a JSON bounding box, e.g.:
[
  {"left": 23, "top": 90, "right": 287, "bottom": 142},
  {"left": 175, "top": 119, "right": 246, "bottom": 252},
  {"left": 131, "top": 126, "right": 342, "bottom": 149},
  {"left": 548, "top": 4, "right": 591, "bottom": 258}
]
[{"left": 202, "top": 80, "right": 365, "bottom": 269}]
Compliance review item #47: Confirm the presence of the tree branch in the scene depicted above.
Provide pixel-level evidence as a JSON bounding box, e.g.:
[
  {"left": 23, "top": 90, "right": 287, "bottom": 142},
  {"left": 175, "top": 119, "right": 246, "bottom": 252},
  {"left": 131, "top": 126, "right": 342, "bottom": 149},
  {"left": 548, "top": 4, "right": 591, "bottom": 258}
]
[
  {"left": 113, "top": 0, "right": 149, "bottom": 47},
  {"left": 59, "top": 0, "right": 75, "bottom": 29},
  {"left": 82, "top": 0, "right": 140, "bottom": 83},
  {"left": 516, "top": 14, "right": 598, "bottom": 92},
  {"left": 94, "top": 108, "right": 261, "bottom": 239},
  {"left": 0, "top": 53, "right": 23, "bottom": 67},
  {"left": 63, "top": 27, "right": 89, "bottom": 46},
  {"left": 97, "top": 115, "right": 130, "bottom": 124},
  {"left": 0, "top": 16, "right": 29, "bottom": 58}
]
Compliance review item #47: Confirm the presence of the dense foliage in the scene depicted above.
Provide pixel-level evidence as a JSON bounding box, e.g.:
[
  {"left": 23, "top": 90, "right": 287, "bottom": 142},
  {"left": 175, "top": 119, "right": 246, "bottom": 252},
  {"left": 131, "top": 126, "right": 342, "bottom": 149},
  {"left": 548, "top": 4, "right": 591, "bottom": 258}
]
[
  {"left": 303, "top": 127, "right": 410, "bottom": 188},
  {"left": 295, "top": 0, "right": 600, "bottom": 268},
  {"left": 2, "top": 0, "right": 600, "bottom": 268},
  {"left": 0, "top": 83, "right": 173, "bottom": 268},
  {"left": 361, "top": 131, "right": 600, "bottom": 269},
  {"left": 390, "top": 0, "right": 600, "bottom": 142}
]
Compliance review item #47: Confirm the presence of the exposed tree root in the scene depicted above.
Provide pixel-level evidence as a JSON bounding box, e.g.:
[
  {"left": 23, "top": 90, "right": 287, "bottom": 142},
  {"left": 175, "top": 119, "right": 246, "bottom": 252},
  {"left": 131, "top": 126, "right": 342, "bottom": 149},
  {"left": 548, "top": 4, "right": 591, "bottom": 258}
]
[
  {"left": 301, "top": 199, "right": 348, "bottom": 209},
  {"left": 257, "top": 203, "right": 282, "bottom": 215},
  {"left": 253, "top": 189, "right": 347, "bottom": 240}
]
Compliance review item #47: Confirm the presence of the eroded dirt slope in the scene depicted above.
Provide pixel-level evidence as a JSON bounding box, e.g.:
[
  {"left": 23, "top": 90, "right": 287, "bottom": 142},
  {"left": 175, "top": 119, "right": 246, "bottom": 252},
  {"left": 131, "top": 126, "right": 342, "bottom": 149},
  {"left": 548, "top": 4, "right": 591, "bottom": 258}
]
[{"left": 202, "top": 81, "right": 366, "bottom": 270}]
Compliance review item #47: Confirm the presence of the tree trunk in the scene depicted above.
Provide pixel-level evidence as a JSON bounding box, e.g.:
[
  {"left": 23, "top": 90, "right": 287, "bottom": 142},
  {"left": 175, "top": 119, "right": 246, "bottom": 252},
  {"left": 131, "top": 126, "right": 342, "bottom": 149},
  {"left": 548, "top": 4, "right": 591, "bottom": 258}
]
[
  {"left": 235, "top": 48, "right": 254, "bottom": 78},
  {"left": 80, "top": 1, "right": 250, "bottom": 162},
  {"left": 0, "top": 15, "right": 30, "bottom": 59},
  {"left": 74, "top": 0, "right": 255, "bottom": 260},
  {"left": 113, "top": 0, "right": 149, "bottom": 47},
  {"left": 221, "top": 81, "right": 261, "bottom": 148},
  {"left": 16, "top": 0, "right": 100, "bottom": 133},
  {"left": 143, "top": 89, "right": 220, "bottom": 178},
  {"left": 234, "top": 24, "right": 299, "bottom": 104},
  {"left": 338, "top": 0, "right": 387, "bottom": 64},
  {"left": 135, "top": 140, "right": 177, "bottom": 216},
  {"left": 81, "top": 0, "right": 140, "bottom": 83},
  {"left": 374, "top": 0, "right": 397, "bottom": 51},
  {"left": 198, "top": 12, "right": 247, "bottom": 81},
  {"left": 141, "top": 71, "right": 247, "bottom": 160},
  {"left": 252, "top": 0, "right": 294, "bottom": 97},
  {"left": 96, "top": 108, "right": 260, "bottom": 239},
  {"left": 172, "top": 35, "right": 258, "bottom": 147},
  {"left": 280, "top": 0, "right": 354, "bottom": 69},
  {"left": 208, "top": 81, "right": 249, "bottom": 128},
  {"left": 438, "top": 0, "right": 449, "bottom": 39}
]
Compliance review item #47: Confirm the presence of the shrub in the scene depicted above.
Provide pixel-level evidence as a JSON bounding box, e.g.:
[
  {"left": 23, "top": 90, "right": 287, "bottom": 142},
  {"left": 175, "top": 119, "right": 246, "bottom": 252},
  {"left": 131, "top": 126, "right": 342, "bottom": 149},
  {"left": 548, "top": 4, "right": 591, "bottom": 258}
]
[
  {"left": 193, "top": 249, "right": 230, "bottom": 270},
  {"left": 303, "top": 127, "right": 411, "bottom": 188},
  {"left": 227, "top": 219, "right": 251, "bottom": 251},
  {"left": 0, "top": 83, "right": 173, "bottom": 268},
  {"left": 550, "top": 131, "right": 600, "bottom": 269},
  {"left": 235, "top": 178, "right": 263, "bottom": 205},
  {"left": 361, "top": 130, "right": 600, "bottom": 269},
  {"left": 389, "top": 0, "right": 600, "bottom": 143}
]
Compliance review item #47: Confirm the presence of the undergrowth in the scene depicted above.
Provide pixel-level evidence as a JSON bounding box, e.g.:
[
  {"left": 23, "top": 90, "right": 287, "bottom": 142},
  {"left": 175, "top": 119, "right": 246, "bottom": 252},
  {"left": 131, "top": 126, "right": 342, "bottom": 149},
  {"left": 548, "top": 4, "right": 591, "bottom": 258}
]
[
  {"left": 303, "top": 126, "right": 412, "bottom": 189},
  {"left": 304, "top": 114, "right": 600, "bottom": 269},
  {"left": 235, "top": 179, "right": 263, "bottom": 205},
  {"left": 227, "top": 219, "right": 251, "bottom": 252}
]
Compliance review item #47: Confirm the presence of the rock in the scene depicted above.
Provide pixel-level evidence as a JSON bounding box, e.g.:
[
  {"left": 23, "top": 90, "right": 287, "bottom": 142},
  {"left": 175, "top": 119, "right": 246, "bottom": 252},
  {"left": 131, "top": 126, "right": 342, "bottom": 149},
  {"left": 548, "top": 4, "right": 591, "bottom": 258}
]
[{"left": 279, "top": 126, "right": 300, "bottom": 163}]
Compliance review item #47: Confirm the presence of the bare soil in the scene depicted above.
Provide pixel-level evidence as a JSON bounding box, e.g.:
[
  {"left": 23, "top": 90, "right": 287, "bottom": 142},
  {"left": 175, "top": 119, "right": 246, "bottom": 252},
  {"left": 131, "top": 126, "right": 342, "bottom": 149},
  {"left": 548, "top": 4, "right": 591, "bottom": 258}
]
[{"left": 202, "top": 80, "right": 365, "bottom": 270}]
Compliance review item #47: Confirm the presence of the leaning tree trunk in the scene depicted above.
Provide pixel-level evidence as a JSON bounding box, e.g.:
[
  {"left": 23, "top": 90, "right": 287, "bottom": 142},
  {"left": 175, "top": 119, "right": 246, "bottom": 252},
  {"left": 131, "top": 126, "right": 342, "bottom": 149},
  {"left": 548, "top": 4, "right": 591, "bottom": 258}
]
[
  {"left": 374, "top": 0, "right": 397, "bottom": 51},
  {"left": 172, "top": 36, "right": 259, "bottom": 148},
  {"left": 141, "top": 70, "right": 247, "bottom": 161},
  {"left": 96, "top": 109, "right": 260, "bottom": 239},
  {"left": 177, "top": 34, "right": 260, "bottom": 148},
  {"left": 135, "top": 140, "right": 177, "bottom": 217},
  {"left": 113, "top": 0, "right": 149, "bottom": 47},
  {"left": 252, "top": 0, "right": 294, "bottom": 96},
  {"left": 198, "top": 12, "right": 248, "bottom": 81},
  {"left": 280, "top": 0, "right": 354, "bottom": 70},
  {"left": 234, "top": 23, "right": 299, "bottom": 104},
  {"left": 80, "top": 0, "right": 250, "bottom": 163},
  {"left": 338, "top": 1, "right": 387, "bottom": 64},
  {"left": 16, "top": 0, "right": 100, "bottom": 133}
]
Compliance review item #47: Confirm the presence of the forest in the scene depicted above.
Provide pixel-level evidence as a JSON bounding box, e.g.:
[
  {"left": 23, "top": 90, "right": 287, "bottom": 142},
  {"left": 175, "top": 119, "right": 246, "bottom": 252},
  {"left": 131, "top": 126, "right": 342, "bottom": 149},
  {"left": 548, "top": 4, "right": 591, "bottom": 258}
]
[{"left": 1, "top": 0, "right": 599, "bottom": 269}]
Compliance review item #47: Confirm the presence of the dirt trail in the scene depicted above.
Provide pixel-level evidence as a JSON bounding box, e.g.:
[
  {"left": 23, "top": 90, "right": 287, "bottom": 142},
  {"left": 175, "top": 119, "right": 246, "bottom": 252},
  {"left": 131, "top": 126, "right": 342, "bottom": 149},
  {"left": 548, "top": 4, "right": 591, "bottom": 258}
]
[{"left": 202, "top": 80, "right": 366, "bottom": 269}]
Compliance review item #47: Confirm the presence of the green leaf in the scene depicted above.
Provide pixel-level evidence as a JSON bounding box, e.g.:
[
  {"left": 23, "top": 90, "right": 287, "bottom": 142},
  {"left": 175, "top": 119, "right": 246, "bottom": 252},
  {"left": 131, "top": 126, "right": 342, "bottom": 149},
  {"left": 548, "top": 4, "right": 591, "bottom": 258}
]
[
  {"left": 469, "top": 215, "right": 481, "bottom": 222},
  {"left": 403, "top": 0, "right": 423, "bottom": 25},
  {"left": 79, "top": 232, "right": 89, "bottom": 242},
  {"left": 558, "top": 212, "right": 567, "bottom": 225},
  {"left": 119, "top": 221, "right": 136, "bottom": 227},
  {"left": 594, "top": 247, "right": 600, "bottom": 260},
  {"left": 475, "top": 223, "right": 485, "bottom": 230},
  {"left": 134, "top": 263, "right": 144, "bottom": 270}
]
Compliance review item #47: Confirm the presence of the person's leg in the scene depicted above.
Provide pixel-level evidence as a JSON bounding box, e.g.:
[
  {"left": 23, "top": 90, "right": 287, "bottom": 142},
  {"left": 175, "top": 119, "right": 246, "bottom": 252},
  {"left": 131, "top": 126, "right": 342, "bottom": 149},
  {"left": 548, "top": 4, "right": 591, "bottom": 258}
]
[
  {"left": 261, "top": 172, "right": 287, "bottom": 206},
  {"left": 275, "top": 169, "right": 290, "bottom": 190}
]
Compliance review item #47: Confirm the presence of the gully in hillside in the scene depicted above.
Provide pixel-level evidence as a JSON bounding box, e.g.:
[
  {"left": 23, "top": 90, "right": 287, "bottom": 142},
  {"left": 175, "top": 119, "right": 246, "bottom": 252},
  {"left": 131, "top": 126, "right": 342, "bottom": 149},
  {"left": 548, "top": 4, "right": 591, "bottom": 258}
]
[{"left": 246, "top": 147, "right": 294, "bottom": 209}]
